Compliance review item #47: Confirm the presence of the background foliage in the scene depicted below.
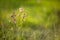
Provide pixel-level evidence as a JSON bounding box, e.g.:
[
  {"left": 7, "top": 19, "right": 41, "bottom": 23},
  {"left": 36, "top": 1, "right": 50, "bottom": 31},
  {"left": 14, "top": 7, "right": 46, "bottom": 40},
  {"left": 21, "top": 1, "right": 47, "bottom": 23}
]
[{"left": 0, "top": 0, "right": 60, "bottom": 40}]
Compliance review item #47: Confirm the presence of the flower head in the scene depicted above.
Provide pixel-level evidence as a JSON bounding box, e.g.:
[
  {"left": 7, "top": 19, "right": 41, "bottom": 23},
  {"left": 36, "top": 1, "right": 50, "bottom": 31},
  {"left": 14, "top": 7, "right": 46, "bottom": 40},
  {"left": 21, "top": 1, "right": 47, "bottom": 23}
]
[{"left": 19, "top": 7, "right": 24, "bottom": 12}]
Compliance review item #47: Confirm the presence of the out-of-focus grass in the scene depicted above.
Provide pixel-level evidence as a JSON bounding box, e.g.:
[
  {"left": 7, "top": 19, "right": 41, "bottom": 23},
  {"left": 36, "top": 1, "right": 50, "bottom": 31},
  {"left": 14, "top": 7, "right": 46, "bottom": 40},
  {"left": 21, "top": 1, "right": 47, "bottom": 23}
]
[{"left": 0, "top": 0, "right": 60, "bottom": 40}]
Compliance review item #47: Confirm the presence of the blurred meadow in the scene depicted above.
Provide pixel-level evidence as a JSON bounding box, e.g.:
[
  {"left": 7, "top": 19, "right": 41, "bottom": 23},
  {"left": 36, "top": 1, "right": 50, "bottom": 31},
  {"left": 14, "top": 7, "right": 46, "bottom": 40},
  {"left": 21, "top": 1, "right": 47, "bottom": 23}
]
[{"left": 0, "top": 0, "right": 60, "bottom": 40}]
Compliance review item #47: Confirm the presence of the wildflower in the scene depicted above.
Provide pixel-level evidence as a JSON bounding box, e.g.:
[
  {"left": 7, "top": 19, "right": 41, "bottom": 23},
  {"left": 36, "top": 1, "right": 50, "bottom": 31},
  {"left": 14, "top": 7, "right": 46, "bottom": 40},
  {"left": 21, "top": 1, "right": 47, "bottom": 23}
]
[
  {"left": 10, "top": 11, "right": 16, "bottom": 24},
  {"left": 10, "top": 11, "right": 16, "bottom": 18},
  {"left": 13, "top": 19, "right": 16, "bottom": 24},
  {"left": 19, "top": 7, "right": 24, "bottom": 12},
  {"left": 10, "top": 13, "right": 14, "bottom": 18}
]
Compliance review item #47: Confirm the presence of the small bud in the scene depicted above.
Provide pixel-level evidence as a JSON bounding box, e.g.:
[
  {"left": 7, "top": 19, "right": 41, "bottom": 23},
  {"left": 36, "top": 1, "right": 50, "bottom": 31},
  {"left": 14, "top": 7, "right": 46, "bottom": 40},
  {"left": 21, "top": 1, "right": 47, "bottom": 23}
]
[{"left": 10, "top": 13, "right": 14, "bottom": 18}]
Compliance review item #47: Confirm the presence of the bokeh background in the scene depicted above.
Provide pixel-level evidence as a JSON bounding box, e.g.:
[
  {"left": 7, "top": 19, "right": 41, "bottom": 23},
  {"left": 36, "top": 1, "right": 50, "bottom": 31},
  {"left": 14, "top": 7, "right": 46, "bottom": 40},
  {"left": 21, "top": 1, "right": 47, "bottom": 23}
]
[{"left": 0, "top": 0, "right": 60, "bottom": 40}]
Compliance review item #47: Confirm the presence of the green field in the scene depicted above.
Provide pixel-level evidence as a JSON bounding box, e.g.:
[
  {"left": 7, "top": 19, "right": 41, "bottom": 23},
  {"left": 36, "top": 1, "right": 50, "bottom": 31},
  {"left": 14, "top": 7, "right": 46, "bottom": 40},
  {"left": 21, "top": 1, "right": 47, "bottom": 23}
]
[{"left": 0, "top": 0, "right": 60, "bottom": 40}]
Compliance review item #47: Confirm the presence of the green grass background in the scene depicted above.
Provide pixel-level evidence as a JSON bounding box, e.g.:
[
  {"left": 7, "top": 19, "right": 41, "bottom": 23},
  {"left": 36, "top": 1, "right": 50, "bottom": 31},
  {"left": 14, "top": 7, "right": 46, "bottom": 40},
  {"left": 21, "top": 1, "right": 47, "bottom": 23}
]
[{"left": 0, "top": 0, "right": 60, "bottom": 40}]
